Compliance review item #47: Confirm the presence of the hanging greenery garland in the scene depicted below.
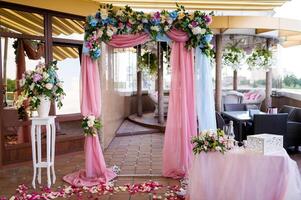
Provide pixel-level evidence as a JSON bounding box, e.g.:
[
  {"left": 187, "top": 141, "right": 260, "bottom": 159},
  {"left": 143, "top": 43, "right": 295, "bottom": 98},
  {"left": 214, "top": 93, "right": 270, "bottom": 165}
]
[
  {"left": 138, "top": 52, "right": 158, "bottom": 76},
  {"left": 222, "top": 45, "right": 246, "bottom": 70},
  {"left": 84, "top": 4, "right": 214, "bottom": 60},
  {"left": 246, "top": 48, "right": 273, "bottom": 70}
]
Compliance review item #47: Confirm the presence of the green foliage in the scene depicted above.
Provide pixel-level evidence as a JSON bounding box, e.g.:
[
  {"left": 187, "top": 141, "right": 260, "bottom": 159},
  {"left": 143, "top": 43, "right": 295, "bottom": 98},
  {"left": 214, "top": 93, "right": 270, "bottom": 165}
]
[
  {"left": 15, "top": 61, "right": 66, "bottom": 115},
  {"left": 191, "top": 129, "right": 227, "bottom": 154},
  {"left": 138, "top": 52, "right": 158, "bottom": 75},
  {"left": 223, "top": 45, "right": 246, "bottom": 70},
  {"left": 246, "top": 48, "right": 273, "bottom": 70},
  {"left": 6, "top": 79, "right": 16, "bottom": 92},
  {"left": 82, "top": 116, "right": 103, "bottom": 136},
  {"left": 283, "top": 75, "right": 300, "bottom": 87}
]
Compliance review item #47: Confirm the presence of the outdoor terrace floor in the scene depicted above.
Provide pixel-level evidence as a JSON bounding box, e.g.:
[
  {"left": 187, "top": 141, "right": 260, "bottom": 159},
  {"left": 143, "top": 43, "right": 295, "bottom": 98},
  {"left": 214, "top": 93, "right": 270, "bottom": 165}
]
[
  {"left": 0, "top": 130, "right": 301, "bottom": 199},
  {"left": 0, "top": 133, "right": 181, "bottom": 199}
]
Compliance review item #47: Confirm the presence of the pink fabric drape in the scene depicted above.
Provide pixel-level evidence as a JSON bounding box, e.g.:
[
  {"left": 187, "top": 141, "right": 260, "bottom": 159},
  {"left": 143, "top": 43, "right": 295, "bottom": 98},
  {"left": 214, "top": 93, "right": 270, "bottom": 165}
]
[
  {"left": 162, "top": 30, "right": 197, "bottom": 178},
  {"left": 64, "top": 34, "right": 151, "bottom": 187},
  {"left": 107, "top": 33, "right": 150, "bottom": 48},
  {"left": 63, "top": 55, "right": 116, "bottom": 187}
]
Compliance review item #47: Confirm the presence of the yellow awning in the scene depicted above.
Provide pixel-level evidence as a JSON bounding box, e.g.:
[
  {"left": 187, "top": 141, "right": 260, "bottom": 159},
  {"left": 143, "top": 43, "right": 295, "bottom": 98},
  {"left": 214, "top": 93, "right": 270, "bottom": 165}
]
[
  {"left": 210, "top": 16, "right": 301, "bottom": 48},
  {"left": 0, "top": 8, "right": 84, "bottom": 60},
  {"left": 1, "top": 0, "right": 289, "bottom": 15}
]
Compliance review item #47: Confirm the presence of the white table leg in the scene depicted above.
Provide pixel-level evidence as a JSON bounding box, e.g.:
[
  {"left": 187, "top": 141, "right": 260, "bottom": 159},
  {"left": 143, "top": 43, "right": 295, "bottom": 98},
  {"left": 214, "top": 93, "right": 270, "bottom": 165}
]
[
  {"left": 37, "top": 125, "right": 42, "bottom": 184},
  {"left": 31, "top": 125, "right": 36, "bottom": 189},
  {"left": 51, "top": 123, "right": 56, "bottom": 184},
  {"left": 46, "top": 124, "right": 51, "bottom": 188}
]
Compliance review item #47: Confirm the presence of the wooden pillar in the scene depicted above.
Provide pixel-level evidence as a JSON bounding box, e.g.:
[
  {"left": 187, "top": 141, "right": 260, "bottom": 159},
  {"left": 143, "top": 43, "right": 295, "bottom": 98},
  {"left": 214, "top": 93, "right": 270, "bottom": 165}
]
[
  {"left": 136, "top": 45, "right": 143, "bottom": 117},
  {"left": 265, "top": 38, "right": 272, "bottom": 111},
  {"left": 0, "top": 36, "right": 4, "bottom": 166},
  {"left": 157, "top": 42, "right": 164, "bottom": 124},
  {"left": 233, "top": 69, "right": 238, "bottom": 91},
  {"left": 3, "top": 37, "right": 8, "bottom": 107},
  {"left": 215, "top": 35, "right": 223, "bottom": 112}
]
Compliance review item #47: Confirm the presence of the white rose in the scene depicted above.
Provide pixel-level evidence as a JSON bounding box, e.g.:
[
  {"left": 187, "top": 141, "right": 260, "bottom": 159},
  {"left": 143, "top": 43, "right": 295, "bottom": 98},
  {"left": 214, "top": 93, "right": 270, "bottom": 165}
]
[
  {"left": 36, "top": 67, "right": 43, "bottom": 74},
  {"left": 30, "top": 83, "right": 35, "bottom": 91},
  {"left": 200, "top": 28, "right": 206, "bottom": 34},
  {"left": 45, "top": 83, "right": 53, "bottom": 90},
  {"left": 164, "top": 26, "right": 169, "bottom": 32},
  {"left": 100, "top": 9, "right": 108, "bottom": 19},
  {"left": 138, "top": 24, "right": 143, "bottom": 31},
  {"left": 57, "top": 82, "right": 63, "bottom": 88},
  {"left": 112, "top": 27, "right": 117, "bottom": 34},
  {"left": 87, "top": 120, "right": 95, "bottom": 127},
  {"left": 150, "top": 26, "right": 160, "bottom": 32},
  {"left": 192, "top": 27, "right": 201, "bottom": 35},
  {"left": 43, "top": 72, "right": 49, "bottom": 79},
  {"left": 116, "top": 10, "right": 123, "bottom": 16},
  {"left": 215, "top": 146, "right": 222, "bottom": 151},
  {"left": 97, "top": 29, "right": 103, "bottom": 38},
  {"left": 106, "top": 29, "right": 114, "bottom": 37},
  {"left": 88, "top": 115, "right": 95, "bottom": 122},
  {"left": 19, "top": 78, "right": 26, "bottom": 87}
]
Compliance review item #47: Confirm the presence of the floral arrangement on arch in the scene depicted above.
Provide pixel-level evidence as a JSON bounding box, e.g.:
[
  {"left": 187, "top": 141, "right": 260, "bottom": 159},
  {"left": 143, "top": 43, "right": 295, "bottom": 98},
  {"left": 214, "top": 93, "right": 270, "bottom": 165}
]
[
  {"left": 191, "top": 129, "right": 228, "bottom": 154},
  {"left": 223, "top": 45, "right": 246, "bottom": 71},
  {"left": 85, "top": 4, "right": 214, "bottom": 59},
  {"left": 15, "top": 61, "right": 65, "bottom": 116},
  {"left": 82, "top": 115, "right": 102, "bottom": 136},
  {"left": 246, "top": 47, "right": 273, "bottom": 70}
]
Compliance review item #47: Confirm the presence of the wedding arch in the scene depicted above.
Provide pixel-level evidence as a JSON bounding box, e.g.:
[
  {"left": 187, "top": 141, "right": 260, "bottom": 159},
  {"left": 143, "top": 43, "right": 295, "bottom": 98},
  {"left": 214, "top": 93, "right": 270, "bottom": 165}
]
[{"left": 64, "top": 4, "right": 217, "bottom": 186}]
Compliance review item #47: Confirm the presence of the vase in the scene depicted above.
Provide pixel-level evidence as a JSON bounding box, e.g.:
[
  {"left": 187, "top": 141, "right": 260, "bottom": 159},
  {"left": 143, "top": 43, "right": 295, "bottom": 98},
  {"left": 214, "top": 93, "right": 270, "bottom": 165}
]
[{"left": 37, "top": 95, "right": 51, "bottom": 118}]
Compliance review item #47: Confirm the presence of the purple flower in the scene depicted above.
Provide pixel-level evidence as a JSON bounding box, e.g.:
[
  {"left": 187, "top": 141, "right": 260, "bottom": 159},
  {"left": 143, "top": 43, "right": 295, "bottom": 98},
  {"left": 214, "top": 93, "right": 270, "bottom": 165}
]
[
  {"left": 204, "top": 15, "right": 212, "bottom": 25},
  {"left": 191, "top": 21, "right": 198, "bottom": 27},
  {"left": 33, "top": 73, "right": 42, "bottom": 82},
  {"left": 153, "top": 11, "right": 161, "bottom": 20}
]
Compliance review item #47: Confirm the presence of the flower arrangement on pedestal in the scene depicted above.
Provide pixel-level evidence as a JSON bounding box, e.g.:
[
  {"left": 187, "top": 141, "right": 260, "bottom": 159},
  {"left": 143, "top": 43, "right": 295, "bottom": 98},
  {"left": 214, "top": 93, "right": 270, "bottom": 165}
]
[
  {"left": 191, "top": 129, "right": 228, "bottom": 154},
  {"left": 15, "top": 61, "right": 65, "bottom": 118},
  {"left": 84, "top": 4, "right": 214, "bottom": 59},
  {"left": 246, "top": 48, "right": 273, "bottom": 70},
  {"left": 82, "top": 115, "right": 102, "bottom": 136}
]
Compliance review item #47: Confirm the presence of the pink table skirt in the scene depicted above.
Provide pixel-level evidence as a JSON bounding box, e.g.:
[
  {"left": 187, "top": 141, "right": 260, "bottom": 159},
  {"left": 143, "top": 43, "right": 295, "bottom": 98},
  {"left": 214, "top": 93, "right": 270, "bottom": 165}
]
[{"left": 188, "top": 149, "right": 301, "bottom": 200}]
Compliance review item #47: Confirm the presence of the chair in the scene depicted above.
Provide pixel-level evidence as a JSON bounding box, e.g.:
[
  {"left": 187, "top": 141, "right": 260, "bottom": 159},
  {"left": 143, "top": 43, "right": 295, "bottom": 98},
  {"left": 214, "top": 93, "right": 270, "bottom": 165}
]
[
  {"left": 224, "top": 104, "right": 247, "bottom": 112},
  {"left": 279, "top": 105, "right": 296, "bottom": 120},
  {"left": 253, "top": 113, "right": 288, "bottom": 147},
  {"left": 246, "top": 104, "right": 259, "bottom": 110},
  {"left": 286, "top": 107, "right": 301, "bottom": 148},
  {"left": 215, "top": 112, "right": 226, "bottom": 130}
]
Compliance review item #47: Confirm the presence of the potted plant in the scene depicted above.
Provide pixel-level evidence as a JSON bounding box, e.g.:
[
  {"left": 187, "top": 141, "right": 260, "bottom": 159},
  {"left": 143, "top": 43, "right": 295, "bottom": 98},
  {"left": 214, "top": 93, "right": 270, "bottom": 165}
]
[
  {"left": 15, "top": 61, "right": 65, "bottom": 118},
  {"left": 223, "top": 44, "right": 246, "bottom": 90},
  {"left": 246, "top": 47, "right": 273, "bottom": 70}
]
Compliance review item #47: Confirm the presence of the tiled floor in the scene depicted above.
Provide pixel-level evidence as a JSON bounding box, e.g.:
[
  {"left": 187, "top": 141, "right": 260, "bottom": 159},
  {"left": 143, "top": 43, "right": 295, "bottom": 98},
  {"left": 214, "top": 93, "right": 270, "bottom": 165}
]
[
  {"left": 116, "top": 120, "right": 159, "bottom": 137},
  {"left": 0, "top": 133, "right": 180, "bottom": 199}
]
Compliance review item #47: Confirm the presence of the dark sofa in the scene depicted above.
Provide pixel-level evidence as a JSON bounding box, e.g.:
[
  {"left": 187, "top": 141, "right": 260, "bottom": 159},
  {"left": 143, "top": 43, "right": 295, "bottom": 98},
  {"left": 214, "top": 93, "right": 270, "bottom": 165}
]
[{"left": 279, "top": 105, "right": 301, "bottom": 148}]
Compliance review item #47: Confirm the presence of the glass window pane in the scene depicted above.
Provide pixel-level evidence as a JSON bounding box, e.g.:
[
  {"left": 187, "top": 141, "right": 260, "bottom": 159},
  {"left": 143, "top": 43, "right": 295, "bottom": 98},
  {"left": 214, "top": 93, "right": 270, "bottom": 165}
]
[{"left": 54, "top": 46, "right": 80, "bottom": 114}]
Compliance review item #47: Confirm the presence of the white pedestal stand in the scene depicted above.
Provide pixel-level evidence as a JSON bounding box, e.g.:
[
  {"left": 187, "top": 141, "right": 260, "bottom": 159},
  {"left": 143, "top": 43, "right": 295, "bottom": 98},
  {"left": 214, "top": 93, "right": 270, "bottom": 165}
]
[{"left": 30, "top": 116, "right": 56, "bottom": 188}]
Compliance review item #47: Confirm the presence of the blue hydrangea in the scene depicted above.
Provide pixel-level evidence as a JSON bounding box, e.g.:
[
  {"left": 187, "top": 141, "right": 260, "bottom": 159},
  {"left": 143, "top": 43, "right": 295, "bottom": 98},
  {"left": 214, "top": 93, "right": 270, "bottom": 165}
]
[
  {"left": 93, "top": 48, "right": 101, "bottom": 59},
  {"left": 151, "top": 18, "right": 160, "bottom": 25},
  {"left": 169, "top": 11, "right": 178, "bottom": 20},
  {"left": 204, "top": 34, "right": 213, "bottom": 43},
  {"left": 89, "top": 17, "right": 98, "bottom": 27}
]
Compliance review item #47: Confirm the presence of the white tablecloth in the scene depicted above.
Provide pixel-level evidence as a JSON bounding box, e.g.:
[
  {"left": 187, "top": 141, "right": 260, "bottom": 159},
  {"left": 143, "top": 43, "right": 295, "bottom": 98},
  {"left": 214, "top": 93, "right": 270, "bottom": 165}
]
[{"left": 188, "top": 149, "right": 301, "bottom": 200}]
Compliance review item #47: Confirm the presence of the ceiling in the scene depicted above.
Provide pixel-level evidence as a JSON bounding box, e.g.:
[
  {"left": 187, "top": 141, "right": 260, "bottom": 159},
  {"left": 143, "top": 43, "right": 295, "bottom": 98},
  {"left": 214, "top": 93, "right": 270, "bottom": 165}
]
[{"left": 95, "top": 0, "right": 289, "bottom": 11}]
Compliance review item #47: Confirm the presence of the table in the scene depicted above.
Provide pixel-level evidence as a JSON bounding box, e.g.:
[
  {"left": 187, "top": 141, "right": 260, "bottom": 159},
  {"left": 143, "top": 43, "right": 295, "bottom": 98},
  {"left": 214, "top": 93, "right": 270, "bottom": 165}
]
[
  {"left": 222, "top": 111, "right": 265, "bottom": 142},
  {"left": 187, "top": 149, "right": 301, "bottom": 200},
  {"left": 30, "top": 116, "right": 56, "bottom": 188}
]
